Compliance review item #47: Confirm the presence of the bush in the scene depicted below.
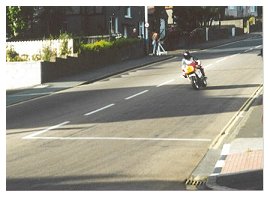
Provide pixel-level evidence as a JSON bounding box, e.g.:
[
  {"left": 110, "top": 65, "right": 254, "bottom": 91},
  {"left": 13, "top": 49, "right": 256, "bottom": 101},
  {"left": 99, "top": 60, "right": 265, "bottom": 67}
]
[
  {"left": 32, "top": 53, "right": 42, "bottom": 61},
  {"left": 80, "top": 38, "right": 140, "bottom": 54},
  {"left": 42, "top": 42, "right": 57, "bottom": 61},
  {"left": 113, "top": 38, "right": 139, "bottom": 48},
  {"left": 6, "top": 46, "right": 25, "bottom": 62},
  {"left": 20, "top": 54, "right": 29, "bottom": 61},
  {"left": 80, "top": 40, "right": 113, "bottom": 54},
  {"left": 59, "top": 32, "right": 72, "bottom": 56}
]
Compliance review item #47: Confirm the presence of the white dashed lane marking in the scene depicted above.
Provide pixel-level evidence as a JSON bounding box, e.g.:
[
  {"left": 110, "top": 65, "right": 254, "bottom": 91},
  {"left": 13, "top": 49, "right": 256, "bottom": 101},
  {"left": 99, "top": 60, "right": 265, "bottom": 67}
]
[
  {"left": 125, "top": 90, "right": 149, "bottom": 100},
  {"left": 84, "top": 104, "right": 115, "bottom": 116}
]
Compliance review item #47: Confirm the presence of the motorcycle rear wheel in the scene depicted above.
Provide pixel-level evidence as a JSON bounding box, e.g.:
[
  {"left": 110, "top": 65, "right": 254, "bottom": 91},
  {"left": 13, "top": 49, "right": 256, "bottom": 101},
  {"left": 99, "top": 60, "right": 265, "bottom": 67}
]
[
  {"left": 201, "top": 78, "right": 207, "bottom": 88},
  {"left": 191, "top": 76, "right": 199, "bottom": 90}
]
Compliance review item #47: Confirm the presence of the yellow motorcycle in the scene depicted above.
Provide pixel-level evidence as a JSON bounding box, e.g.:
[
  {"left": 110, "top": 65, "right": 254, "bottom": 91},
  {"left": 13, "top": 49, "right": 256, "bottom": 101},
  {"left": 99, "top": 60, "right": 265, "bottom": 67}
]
[{"left": 184, "top": 61, "right": 207, "bottom": 90}]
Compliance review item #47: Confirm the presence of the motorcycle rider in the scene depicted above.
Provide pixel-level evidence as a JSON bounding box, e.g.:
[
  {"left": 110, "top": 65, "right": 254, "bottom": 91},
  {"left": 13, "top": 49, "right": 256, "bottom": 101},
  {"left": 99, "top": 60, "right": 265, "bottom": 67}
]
[{"left": 182, "top": 51, "right": 206, "bottom": 78}]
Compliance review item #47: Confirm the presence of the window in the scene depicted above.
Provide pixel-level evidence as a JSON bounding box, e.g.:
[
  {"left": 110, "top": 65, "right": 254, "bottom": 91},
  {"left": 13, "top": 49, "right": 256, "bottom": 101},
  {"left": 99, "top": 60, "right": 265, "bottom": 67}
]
[
  {"left": 85, "top": 6, "right": 103, "bottom": 15},
  {"left": 228, "top": 6, "right": 236, "bottom": 10},
  {"left": 123, "top": 26, "right": 128, "bottom": 38},
  {"left": 110, "top": 16, "right": 118, "bottom": 34},
  {"left": 250, "top": 6, "right": 257, "bottom": 12},
  {"left": 66, "top": 7, "right": 80, "bottom": 14},
  {"left": 125, "top": 6, "right": 131, "bottom": 18},
  {"left": 139, "top": 22, "right": 144, "bottom": 38},
  {"left": 86, "top": 7, "right": 95, "bottom": 14},
  {"left": 95, "top": 6, "right": 103, "bottom": 14}
]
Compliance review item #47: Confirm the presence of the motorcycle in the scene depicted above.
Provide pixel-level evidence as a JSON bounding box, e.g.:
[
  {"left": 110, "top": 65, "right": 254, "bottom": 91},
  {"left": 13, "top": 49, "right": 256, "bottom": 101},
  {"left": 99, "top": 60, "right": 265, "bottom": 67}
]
[{"left": 183, "top": 61, "right": 207, "bottom": 90}]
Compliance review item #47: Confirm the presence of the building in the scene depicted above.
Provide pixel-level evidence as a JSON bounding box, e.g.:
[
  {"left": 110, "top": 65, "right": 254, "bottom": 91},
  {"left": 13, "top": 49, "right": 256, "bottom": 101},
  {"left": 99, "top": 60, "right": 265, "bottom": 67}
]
[
  {"left": 64, "top": 6, "right": 145, "bottom": 38},
  {"left": 147, "top": 6, "right": 168, "bottom": 40},
  {"left": 27, "top": 6, "right": 145, "bottom": 39},
  {"left": 225, "top": 6, "right": 259, "bottom": 18}
]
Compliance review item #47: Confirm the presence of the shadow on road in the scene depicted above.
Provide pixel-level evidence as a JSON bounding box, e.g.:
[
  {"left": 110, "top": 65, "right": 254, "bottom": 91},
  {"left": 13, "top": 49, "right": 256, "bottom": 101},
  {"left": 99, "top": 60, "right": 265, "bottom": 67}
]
[
  {"left": 7, "top": 83, "right": 262, "bottom": 130},
  {"left": 7, "top": 174, "right": 186, "bottom": 191}
]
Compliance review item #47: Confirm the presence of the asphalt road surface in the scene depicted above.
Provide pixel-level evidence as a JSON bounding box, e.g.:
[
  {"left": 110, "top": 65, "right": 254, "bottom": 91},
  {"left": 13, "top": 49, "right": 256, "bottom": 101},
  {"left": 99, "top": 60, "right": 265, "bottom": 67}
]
[{"left": 6, "top": 35, "right": 263, "bottom": 190}]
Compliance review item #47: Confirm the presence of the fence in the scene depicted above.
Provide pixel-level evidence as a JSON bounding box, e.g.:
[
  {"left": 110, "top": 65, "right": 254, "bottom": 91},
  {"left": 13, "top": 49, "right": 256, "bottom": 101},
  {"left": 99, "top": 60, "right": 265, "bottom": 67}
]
[{"left": 6, "top": 39, "right": 74, "bottom": 61}]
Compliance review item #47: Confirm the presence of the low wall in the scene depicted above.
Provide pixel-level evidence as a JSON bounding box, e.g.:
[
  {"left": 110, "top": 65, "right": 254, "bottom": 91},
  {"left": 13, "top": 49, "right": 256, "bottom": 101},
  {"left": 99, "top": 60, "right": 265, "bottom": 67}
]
[
  {"left": 212, "top": 19, "right": 244, "bottom": 29},
  {"left": 6, "top": 39, "right": 74, "bottom": 60},
  {"left": 42, "top": 40, "right": 145, "bottom": 83},
  {"left": 6, "top": 62, "right": 42, "bottom": 90},
  {"left": 6, "top": 41, "right": 145, "bottom": 89}
]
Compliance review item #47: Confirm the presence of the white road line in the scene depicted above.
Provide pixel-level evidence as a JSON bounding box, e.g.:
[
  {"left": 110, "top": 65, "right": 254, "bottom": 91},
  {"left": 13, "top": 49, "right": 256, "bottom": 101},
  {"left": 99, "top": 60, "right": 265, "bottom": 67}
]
[
  {"left": 125, "top": 90, "right": 149, "bottom": 100},
  {"left": 244, "top": 48, "right": 253, "bottom": 52},
  {"left": 84, "top": 104, "right": 115, "bottom": 116},
  {"left": 22, "top": 121, "right": 70, "bottom": 139},
  {"left": 215, "top": 57, "right": 227, "bottom": 63},
  {"left": 255, "top": 45, "right": 262, "bottom": 48},
  {"left": 24, "top": 136, "right": 212, "bottom": 142},
  {"left": 210, "top": 84, "right": 263, "bottom": 149},
  {"left": 229, "top": 53, "right": 240, "bottom": 58},
  {"left": 157, "top": 79, "right": 175, "bottom": 87}
]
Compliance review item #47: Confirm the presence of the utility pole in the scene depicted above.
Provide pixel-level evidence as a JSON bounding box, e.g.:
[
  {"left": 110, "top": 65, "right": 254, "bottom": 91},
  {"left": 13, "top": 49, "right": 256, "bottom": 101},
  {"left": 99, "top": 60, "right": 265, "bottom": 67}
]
[{"left": 145, "top": 6, "right": 149, "bottom": 55}]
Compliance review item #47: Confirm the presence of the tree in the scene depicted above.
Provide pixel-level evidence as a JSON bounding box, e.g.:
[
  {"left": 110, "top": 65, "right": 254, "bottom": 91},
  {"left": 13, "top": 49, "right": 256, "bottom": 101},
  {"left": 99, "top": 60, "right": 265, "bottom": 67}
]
[
  {"left": 6, "top": 6, "right": 34, "bottom": 39},
  {"left": 173, "top": 6, "right": 225, "bottom": 32},
  {"left": 36, "top": 6, "right": 67, "bottom": 37},
  {"left": 7, "top": 6, "right": 27, "bottom": 38}
]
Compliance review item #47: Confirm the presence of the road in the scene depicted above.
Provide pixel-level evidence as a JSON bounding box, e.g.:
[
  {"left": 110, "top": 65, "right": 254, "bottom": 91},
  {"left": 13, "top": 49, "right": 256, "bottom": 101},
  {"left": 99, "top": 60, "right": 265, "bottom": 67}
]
[{"left": 6, "top": 35, "right": 263, "bottom": 190}]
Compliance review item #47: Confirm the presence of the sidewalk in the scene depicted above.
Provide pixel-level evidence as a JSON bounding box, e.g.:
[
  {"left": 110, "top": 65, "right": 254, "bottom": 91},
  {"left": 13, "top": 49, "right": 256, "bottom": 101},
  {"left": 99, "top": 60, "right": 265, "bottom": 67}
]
[
  {"left": 6, "top": 55, "right": 173, "bottom": 106},
  {"left": 6, "top": 32, "right": 260, "bottom": 107},
  {"left": 205, "top": 90, "right": 263, "bottom": 190}
]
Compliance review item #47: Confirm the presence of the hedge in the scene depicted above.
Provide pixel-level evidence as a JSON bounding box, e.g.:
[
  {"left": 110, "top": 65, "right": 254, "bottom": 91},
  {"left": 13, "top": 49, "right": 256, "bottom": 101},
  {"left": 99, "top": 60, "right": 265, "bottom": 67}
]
[{"left": 80, "top": 38, "right": 141, "bottom": 54}]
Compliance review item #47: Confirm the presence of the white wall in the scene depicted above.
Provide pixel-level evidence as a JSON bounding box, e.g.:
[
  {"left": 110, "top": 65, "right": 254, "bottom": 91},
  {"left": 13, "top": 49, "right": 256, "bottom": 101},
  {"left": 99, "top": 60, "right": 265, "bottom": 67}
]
[
  {"left": 6, "top": 62, "right": 42, "bottom": 90},
  {"left": 6, "top": 39, "right": 73, "bottom": 61}
]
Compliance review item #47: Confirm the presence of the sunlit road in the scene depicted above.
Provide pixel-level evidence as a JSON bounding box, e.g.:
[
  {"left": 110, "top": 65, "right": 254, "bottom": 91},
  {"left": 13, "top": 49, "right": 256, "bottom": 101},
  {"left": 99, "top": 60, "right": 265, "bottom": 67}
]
[{"left": 6, "top": 35, "right": 263, "bottom": 190}]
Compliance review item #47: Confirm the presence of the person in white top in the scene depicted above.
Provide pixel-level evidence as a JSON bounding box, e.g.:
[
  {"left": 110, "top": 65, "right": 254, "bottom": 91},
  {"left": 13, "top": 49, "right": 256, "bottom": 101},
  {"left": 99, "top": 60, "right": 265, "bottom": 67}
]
[{"left": 181, "top": 51, "right": 206, "bottom": 78}]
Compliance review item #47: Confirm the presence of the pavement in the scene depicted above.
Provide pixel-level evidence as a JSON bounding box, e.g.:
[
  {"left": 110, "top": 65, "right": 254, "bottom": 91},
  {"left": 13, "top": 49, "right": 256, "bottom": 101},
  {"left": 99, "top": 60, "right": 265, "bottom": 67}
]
[
  {"left": 205, "top": 90, "right": 263, "bottom": 190},
  {"left": 6, "top": 32, "right": 264, "bottom": 190}
]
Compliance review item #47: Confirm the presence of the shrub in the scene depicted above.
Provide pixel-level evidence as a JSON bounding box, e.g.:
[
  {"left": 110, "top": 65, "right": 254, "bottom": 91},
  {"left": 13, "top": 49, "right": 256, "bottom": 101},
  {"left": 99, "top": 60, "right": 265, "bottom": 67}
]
[
  {"left": 113, "top": 38, "right": 139, "bottom": 48},
  {"left": 6, "top": 46, "right": 25, "bottom": 62},
  {"left": 6, "top": 46, "right": 18, "bottom": 61},
  {"left": 32, "top": 53, "right": 42, "bottom": 61},
  {"left": 80, "top": 38, "right": 140, "bottom": 54},
  {"left": 42, "top": 42, "right": 57, "bottom": 61},
  {"left": 59, "top": 32, "right": 72, "bottom": 56},
  {"left": 20, "top": 54, "right": 29, "bottom": 61},
  {"left": 80, "top": 40, "right": 113, "bottom": 53}
]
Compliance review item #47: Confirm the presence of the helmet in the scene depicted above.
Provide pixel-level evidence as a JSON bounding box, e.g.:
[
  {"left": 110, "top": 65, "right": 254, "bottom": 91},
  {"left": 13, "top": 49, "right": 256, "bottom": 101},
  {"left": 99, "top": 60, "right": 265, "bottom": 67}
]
[{"left": 183, "top": 51, "right": 191, "bottom": 60}]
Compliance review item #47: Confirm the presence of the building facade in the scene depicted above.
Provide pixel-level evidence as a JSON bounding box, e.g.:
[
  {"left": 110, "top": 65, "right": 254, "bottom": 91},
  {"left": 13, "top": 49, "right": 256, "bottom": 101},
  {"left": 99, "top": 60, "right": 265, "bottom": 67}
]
[
  {"left": 225, "top": 6, "right": 259, "bottom": 18},
  {"left": 64, "top": 6, "right": 145, "bottom": 38}
]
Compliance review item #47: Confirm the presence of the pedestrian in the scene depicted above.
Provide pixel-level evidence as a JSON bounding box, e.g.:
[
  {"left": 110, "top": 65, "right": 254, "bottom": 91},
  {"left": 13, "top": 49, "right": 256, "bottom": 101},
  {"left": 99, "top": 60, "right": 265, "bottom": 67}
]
[
  {"left": 131, "top": 28, "right": 137, "bottom": 38},
  {"left": 152, "top": 32, "right": 158, "bottom": 55}
]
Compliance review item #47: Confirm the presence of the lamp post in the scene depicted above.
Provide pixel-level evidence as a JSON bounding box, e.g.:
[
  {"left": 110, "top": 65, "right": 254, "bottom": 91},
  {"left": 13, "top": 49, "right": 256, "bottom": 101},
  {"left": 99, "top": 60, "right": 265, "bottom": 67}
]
[{"left": 145, "top": 6, "right": 149, "bottom": 55}]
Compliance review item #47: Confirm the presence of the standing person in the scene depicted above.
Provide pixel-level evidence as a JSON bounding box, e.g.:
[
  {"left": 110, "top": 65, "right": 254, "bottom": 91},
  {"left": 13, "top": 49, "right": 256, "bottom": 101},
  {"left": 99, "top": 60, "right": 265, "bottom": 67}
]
[
  {"left": 131, "top": 28, "right": 137, "bottom": 38},
  {"left": 152, "top": 32, "right": 158, "bottom": 55}
]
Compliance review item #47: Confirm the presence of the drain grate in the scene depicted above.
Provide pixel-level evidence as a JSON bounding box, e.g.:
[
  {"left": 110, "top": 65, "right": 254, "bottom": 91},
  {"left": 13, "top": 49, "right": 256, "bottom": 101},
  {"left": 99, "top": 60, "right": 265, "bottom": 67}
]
[{"left": 185, "top": 175, "right": 208, "bottom": 186}]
